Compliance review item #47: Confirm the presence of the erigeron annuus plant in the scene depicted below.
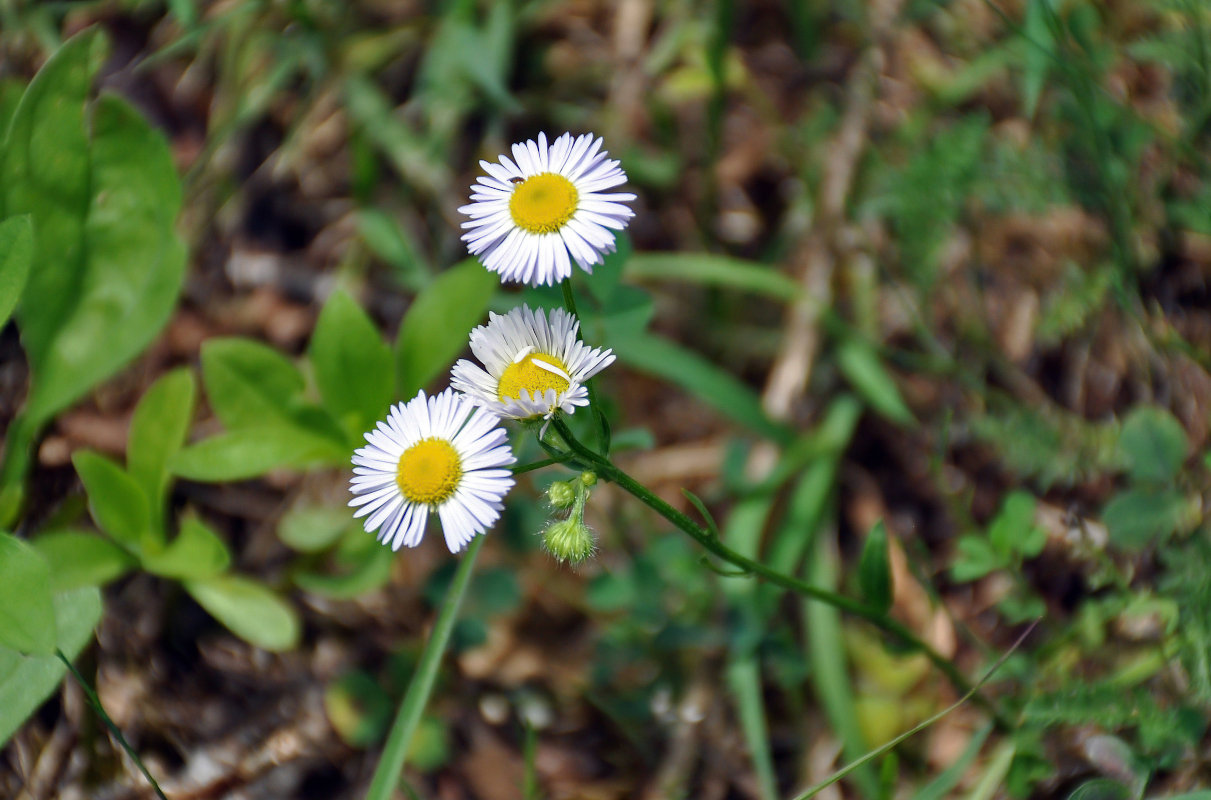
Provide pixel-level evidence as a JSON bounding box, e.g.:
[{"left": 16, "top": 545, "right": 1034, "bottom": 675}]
[{"left": 360, "top": 132, "right": 1002, "bottom": 799}]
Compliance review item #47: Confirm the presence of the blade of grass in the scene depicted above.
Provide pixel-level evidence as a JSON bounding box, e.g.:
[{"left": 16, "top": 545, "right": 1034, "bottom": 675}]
[
  {"left": 914, "top": 721, "right": 993, "bottom": 800},
  {"left": 791, "top": 623, "right": 1036, "bottom": 800},
  {"left": 805, "top": 526, "right": 879, "bottom": 798},
  {"left": 722, "top": 496, "right": 780, "bottom": 800}
]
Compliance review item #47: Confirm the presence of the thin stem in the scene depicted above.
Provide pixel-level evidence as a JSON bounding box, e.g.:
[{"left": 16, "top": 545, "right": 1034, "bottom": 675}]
[
  {"left": 558, "top": 279, "right": 611, "bottom": 454},
  {"left": 549, "top": 416, "right": 1011, "bottom": 728},
  {"left": 365, "top": 534, "right": 485, "bottom": 800},
  {"left": 512, "top": 457, "right": 565, "bottom": 475},
  {"left": 58, "top": 650, "right": 169, "bottom": 800}
]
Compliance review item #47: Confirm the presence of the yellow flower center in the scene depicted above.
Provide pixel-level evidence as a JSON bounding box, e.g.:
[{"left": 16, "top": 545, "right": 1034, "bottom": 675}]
[
  {"left": 395, "top": 438, "right": 462, "bottom": 505},
  {"left": 497, "top": 352, "right": 571, "bottom": 405},
  {"left": 509, "top": 172, "right": 579, "bottom": 234}
]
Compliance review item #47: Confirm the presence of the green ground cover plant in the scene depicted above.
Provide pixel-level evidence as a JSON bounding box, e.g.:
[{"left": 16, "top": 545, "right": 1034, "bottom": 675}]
[{"left": 2, "top": 1, "right": 1211, "bottom": 798}]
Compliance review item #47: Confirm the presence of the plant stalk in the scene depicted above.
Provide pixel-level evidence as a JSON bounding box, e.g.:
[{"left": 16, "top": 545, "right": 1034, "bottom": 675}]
[
  {"left": 365, "top": 534, "right": 485, "bottom": 800},
  {"left": 549, "top": 415, "right": 1011, "bottom": 728}
]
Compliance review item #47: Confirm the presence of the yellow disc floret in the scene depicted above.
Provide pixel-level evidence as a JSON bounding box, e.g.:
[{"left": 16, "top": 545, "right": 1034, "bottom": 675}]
[
  {"left": 497, "top": 352, "right": 571, "bottom": 404},
  {"left": 509, "top": 173, "right": 579, "bottom": 234},
  {"left": 396, "top": 438, "right": 463, "bottom": 505}
]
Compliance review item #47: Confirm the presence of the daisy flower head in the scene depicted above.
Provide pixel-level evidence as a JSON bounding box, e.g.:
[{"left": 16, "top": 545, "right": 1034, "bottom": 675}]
[
  {"left": 349, "top": 389, "right": 516, "bottom": 554},
  {"left": 459, "top": 131, "right": 636, "bottom": 286},
  {"left": 450, "top": 305, "right": 615, "bottom": 422}
]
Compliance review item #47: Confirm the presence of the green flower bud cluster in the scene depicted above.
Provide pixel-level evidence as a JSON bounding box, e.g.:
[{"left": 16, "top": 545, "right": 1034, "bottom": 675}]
[{"left": 541, "top": 472, "right": 598, "bottom": 565}]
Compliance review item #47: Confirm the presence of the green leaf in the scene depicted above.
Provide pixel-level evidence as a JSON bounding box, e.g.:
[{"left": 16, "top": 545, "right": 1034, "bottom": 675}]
[
  {"left": 294, "top": 542, "right": 393, "bottom": 599},
  {"left": 396, "top": 259, "right": 497, "bottom": 396},
  {"left": 143, "top": 514, "right": 231, "bottom": 580},
  {"left": 32, "top": 529, "right": 135, "bottom": 591},
  {"left": 624, "top": 252, "right": 802, "bottom": 301},
  {"left": 279, "top": 505, "right": 353, "bottom": 552},
  {"left": 127, "top": 368, "right": 196, "bottom": 526},
  {"left": 1019, "top": 0, "right": 1056, "bottom": 119},
  {"left": 19, "top": 93, "right": 186, "bottom": 429},
  {"left": 610, "top": 331, "right": 791, "bottom": 443},
  {"left": 1119, "top": 406, "right": 1187, "bottom": 484},
  {"left": 172, "top": 427, "right": 348, "bottom": 482},
  {"left": 185, "top": 575, "right": 300, "bottom": 652},
  {"left": 309, "top": 290, "right": 394, "bottom": 440},
  {"left": 951, "top": 535, "right": 1005, "bottom": 582},
  {"left": 1067, "top": 779, "right": 1131, "bottom": 800},
  {"left": 1104, "top": 487, "right": 1189, "bottom": 550},
  {"left": 72, "top": 451, "right": 150, "bottom": 551},
  {"left": 858, "top": 520, "right": 893, "bottom": 615},
  {"left": 324, "top": 670, "right": 393, "bottom": 747},
  {"left": 355, "top": 208, "right": 430, "bottom": 289},
  {"left": 0, "top": 215, "right": 33, "bottom": 329},
  {"left": 0, "top": 532, "right": 57, "bottom": 654},
  {"left": 201, "top": 337, "right": 307, "bottom": 430},
  {"left": 1, "top": 30, "right": 106, "bottom": 378},
  {"left": 0, "top": 586, "right": 102, "bottom": 747},
  {"left": 989, "top": 491, "right": 1046, "bottom": 559},
  {"left": 835, "top": 338, "right": 915, "bottom": 427}
]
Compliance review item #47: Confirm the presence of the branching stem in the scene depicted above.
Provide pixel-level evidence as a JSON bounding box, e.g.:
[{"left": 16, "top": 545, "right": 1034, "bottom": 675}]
[{"left": 549, "top": 415, "right": 1012, "bottom": 729}]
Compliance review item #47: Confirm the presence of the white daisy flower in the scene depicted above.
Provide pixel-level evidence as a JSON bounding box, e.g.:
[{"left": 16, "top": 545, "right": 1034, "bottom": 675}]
[
  {"left": 349, "top": 389, "right": 516, "bottom": 553},
  {"left": 450, "top": 305, "right": 615, "bottom": 421},
  {"left": 459, "top": 131, "right": 636, "bottom": 286}
]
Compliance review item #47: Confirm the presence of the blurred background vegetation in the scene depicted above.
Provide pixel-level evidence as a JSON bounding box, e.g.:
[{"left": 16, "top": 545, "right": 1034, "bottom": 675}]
[{"left": 2, "top": 0, "right": 1211, "bottom": 798}]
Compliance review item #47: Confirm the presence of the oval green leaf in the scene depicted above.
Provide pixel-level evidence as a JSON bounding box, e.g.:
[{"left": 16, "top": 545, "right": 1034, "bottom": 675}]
[
  {"left": 0, "top": 533, "right": 57, "bottom": 654},
  {"left": 72, "top": 451, "right": 150, "bottom": 551},
  {"left": 309, "top": 290, "right": 394, "bottom": 440},
  {"left": 32, "top": 529, "right": 135, "bottom": 591},
  {"left": 185, "top": 575, "right": 300, "bottom": 652},
  {"left": 396, "top": 259, "right": 497, "bottom": 396}
]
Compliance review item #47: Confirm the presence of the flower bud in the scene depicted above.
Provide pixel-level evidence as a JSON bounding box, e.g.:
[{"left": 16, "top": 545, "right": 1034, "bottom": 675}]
[
  {"left": 546, "top": 480, "right": 577, "bottom": 509},
  {"left": 541, "top": 517, "right": 596, "bottom": 565},
  {"left": 580, "top": 471, "right": 598, "bottom": 488}
]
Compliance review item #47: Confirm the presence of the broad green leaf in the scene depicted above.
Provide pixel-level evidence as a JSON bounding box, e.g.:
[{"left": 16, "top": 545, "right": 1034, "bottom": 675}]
[
  {"left": 951, "top": 535, "right": 1005, "bottom": 582},
  {"left": 143, "top": 514, "right": 231, "bottom": 580},
  {"left": 835, "top": 339, "right": 915, "bottom": 427},
  {"left": 611, "top": 331, "right": 790, "bottom": 443},
  {"left": 0, "top": 77, "right": 25, "bottom": 135},
  {"left": 185, "top": 575, "right": 300, "bottom": 652},
  {"left": 0, "top": 215, "right": 32, "bottom": 329},
  {"left": 294, "top": 547, "right": 393, "bottom": 599},
  {"left": 33, "top": 529, "right": 135, "bottom": 591},
  {"left": 0, "top": 533, "right": 56, "bottom": 654},
  {"left": 127, "top": 368, "right": 196, "bottom": 526},
  {"left": 279, "top": 505, "right": 353, "bottom": 552},
  {"left": 989, "top": 491, "right": 1046, "bottom": 559},
  {"left": 72, "top": 451, "right": 150, "bottom": 551},
  {"left": 858, "top": 520, "right": 893, "bottom": 615},
  {"left": 1119, "top": 406, "right": 1187, "bottom": 484},
  {"left": 1, "top": 30, "right": 105, "bottom": 371},
  {"left": 624, "top": 252, "right": 801, "bottom": 301},
  {"left": 21, "top": 93, "right": 186, "bottom": 428},
  {"left": 309, "top": 290, "right": 394, "bottom": 440},
  {"left": 201, "top": 338, "right": 307, "bottom": 430},
  {"left": 173, "top": 427, "right": 348, "bottom": 482},
  {"left": 0, "top": 586, "right": 102, "bottom": 746},
  {"left": 396, "top": 259, "right": 497, "bottom": 396},
  {"left": 1104, "top": 487, "right": 1189, "bottom": 550}
]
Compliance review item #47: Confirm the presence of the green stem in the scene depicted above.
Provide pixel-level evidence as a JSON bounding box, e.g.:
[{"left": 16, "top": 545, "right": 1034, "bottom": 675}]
[
  {"left": 549, "top": 416, "right": 1010, "bottom": 728},
  {"left": 365, "top": 534, "right": 485, "bottom": 800},
  {"left": 558, "top": 279, "right": 611, "bottom": 455},
  {"left": 58, "top": 650, "right": 168, "bottom": 800}
]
